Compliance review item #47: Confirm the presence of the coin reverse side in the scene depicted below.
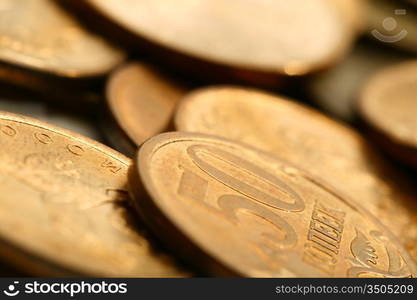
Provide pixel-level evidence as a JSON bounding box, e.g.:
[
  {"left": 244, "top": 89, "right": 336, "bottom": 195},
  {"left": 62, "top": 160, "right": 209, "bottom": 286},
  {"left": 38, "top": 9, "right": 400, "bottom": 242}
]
[
  {"left": 0, "top": 0, "right": 124, "bottom": 77},
  {"left": 0, "top": 111, "right": 186, "bottom": 277},
  {"left": 130, "top": 132, "right": 417, "bottom": 277},
  {"left": 175, "top": 86, "right": 417, "bottom": 262},
  {"left": 81, "top": 0, "right": 353, "bottom": 77},
  {"left": 359, "top": 60, "right": 417, "bottom": 168}
]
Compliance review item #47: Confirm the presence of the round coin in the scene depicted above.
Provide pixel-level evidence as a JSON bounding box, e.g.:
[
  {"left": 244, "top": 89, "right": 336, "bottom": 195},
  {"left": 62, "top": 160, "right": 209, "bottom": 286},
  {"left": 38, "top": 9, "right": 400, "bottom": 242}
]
[
  {"left": 106, "top": 62, "right": 185, "bottom": 155},
  {"left": 359, "top": 60, "right": 417, "bottom": 168},
  {"left": 0, "top": 0, "right": 124, "bottom": 78},
  {"left": 130, "top": 132, "right": 417, "bottom": 277},
  {"left": 0, "top": 111, "right": 186, "bottom": 276},
  {"left": 75, "top": 0, "right": 354, "bottom": 85},
  {"left": 175, "top": 86, "right": 417, "bottom": 262}
]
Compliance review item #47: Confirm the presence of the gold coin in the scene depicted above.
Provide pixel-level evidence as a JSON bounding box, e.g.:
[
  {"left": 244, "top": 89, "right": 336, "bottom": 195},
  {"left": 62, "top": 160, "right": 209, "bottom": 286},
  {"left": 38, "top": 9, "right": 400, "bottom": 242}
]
[
  {"left": 130, "top": 132, "right": 417, "bottom": 277},
  {"left": 106, "top": 62, "right": 185, "bottom": 155},
  {"left": 0, "top": 111, "right": 186, "bottom": 277},
  {"left": 0, "top": 0, "right": 124, "bottom": 78},
  {"left": 76, "top": 0, "right": 354, "bottom": 84},
  {"left": 359, "top": 60, "right": 417, "bottom": 168},
  {"left": 330, "top": 0, "right": 366, "bottom": 33},
  {"left": 175, "top": 86, "right": 417, "bottom": 262}
]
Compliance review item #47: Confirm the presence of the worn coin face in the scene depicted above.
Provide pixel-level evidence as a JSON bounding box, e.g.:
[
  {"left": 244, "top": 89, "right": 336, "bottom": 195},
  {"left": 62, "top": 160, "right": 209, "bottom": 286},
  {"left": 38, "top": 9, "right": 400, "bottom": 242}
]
[
  {"left": 80, "top": 0, "right": 353, "bottom": 79},
  {"left": 106, "top": 62, "right": 185, "bottom": 154},
  {"left": 175, "top": 86, "right": 417, "bottom": 262},
  {"left": 130, "top": 132, "right": 417, "bottom": 277},
  {"left": 359, "top": 60, "right": 417, "bottom": 168},
  {"left": 0, "top": 111, "right": 186, "bottom": 276},
  {"left": 0, "top": 0, "right": 124, "bottom": 77}
]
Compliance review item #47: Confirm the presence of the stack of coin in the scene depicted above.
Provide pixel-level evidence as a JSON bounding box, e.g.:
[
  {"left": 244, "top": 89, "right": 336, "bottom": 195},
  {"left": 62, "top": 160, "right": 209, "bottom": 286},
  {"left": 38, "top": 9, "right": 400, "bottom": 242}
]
[{"left": 0, "top": 0, "right": 416, "bottom": 278}]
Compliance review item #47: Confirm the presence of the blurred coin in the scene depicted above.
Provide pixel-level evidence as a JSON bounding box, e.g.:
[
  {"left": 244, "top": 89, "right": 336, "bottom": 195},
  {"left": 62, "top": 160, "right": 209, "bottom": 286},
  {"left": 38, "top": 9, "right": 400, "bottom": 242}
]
[
  {"left": 0, "top": 0, "right": 124, "bottom": 78},
  {"left": 366, "top": 0, "right": 417, "bottom": 53},
  {"left": 330, "top": 0, "right": 366, "bottom": 33},
  {"left": 0, "top": 111, "right": 187, "bottom": 276},
  {"left": 309, "top": 43, "right": 407, "bottom": 121},
  {"left": 175, "top": 86, "right": 417, "bottom": 261},
  {"left": 105, "top": 62, "right": 185, "bottom": 156},
  {"left": 74, "top": 0, "right": 355, "bottom": 86},
  {"left": 359, "top": 60, "right": 417, "bottom": 168},
  {"left": 129, "top": 132, "right": 417, "bottom": 277}
]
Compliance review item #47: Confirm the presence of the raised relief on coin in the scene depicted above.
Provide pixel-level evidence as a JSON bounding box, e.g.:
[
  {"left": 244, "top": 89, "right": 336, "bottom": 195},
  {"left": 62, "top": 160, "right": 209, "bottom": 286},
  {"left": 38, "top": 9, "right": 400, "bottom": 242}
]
[
  {"left": 175, "top": 86, "right": 417, "bottom": 263},
  {"left": 78, "top": 0, "right": 354, "bottom": 82},
  {"left": 106, "top": 62, "right": 185, "bottom": 155},
  {"left": 0, "top": 111, "right": 186, "bottom": 276},
  {"left": 130, "top": 132, "right": 417, "bottom": 277},
  {"left": 359, "top": 60, "right": 417, "bottom": 168},
  {"left": 0, "top": 0, "right": 124, "bottom": 77}
]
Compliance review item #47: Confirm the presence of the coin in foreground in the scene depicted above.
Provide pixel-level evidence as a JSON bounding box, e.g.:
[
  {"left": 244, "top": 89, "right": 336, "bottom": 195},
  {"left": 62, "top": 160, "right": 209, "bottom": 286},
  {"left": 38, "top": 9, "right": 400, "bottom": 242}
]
[
  {"left": 106, "top": 62, "right": 185, "bottom": 155},
  {"left": 76, "top": 0, "right": 354, "bottom": 85},
  {"left": 175, "top": 86, "right": 417, "bottom": 261},
  {"left": 0, "top": 111, "right": 186, "bottom": 276},
  {"left": 130, "top": 132, "right": 416, "bottom": 277},
  {"left": 0, "top": 0, "right": 124, "bottom": 78},
  {"left": 359, "top": 60, "right": 417, "bottom": 168}
]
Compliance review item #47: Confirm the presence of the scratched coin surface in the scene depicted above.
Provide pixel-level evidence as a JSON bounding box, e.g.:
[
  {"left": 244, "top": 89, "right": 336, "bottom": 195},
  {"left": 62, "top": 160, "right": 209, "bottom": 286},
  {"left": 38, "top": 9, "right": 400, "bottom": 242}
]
[
  {"left": 80, "top": 0, "right": 353, "bottom": 78},
  {"left": 0, "top": 111, "right": 186, "bottom": 277},
  {"left": 0, "top": 0, "right": 124, "bottom": 77},
  {"left": 175, "top": 86, "right": 417, "bottom": 262},
  {"left": 359, "top": 60, "right": 417, "bottom": 168},
  {"left": 130, "top": 132, "right": 417, "bottom": 277},
  {"left": 106, "top": 62, "right": 185, "bottom": 155}
]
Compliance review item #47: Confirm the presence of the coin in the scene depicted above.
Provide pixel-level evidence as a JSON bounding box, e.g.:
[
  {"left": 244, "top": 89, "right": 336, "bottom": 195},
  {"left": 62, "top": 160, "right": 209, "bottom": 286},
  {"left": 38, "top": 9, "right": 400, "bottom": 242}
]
[
  {"left": 359, "top": 60, "right": 417, "bottom": 169},
  {"left": 366, "top": 0, "right": 417, "bottom": 53},
  {"left": 175, "top": 86, "right": 417, "bottom": 262},
  {"left": 73, "top": 0, "right": 354, "bottom": 86},
  {"left": 330, "top": 0, "right": 366, "bottom": 33},
  {"left": 0, "top": 0, "right": 124, "bottom": 78},
  {"left": 0, "top": 111, "right": 187, "bottom": 277},
  {"left": 129, "top": 132, "right": 417, "bottom": 277},
  {"left": 309, "top": 43, "right": 408, "bottom": 121},
  {"left": 106, "top": 62, "right": 185, "bottom": 156}
]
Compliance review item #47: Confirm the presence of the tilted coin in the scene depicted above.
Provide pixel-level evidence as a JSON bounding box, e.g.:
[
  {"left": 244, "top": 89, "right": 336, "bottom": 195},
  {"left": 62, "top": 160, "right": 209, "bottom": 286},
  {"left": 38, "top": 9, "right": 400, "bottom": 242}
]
[
  {"left": 0, "top": 111, "right": 187, "bottom": 277},
  {"left": 175, "top": 86, "right": 417, "bottom": 262},
  {"left": 73, "top": 0, "right": 355, "bottom": 86},
  {"left": 129, "top": 132, "right": 417, "bottom": 277},
  {"left": 105, "top": 62, "right": 185, "bottom": 156},
  {"left": 366, "top": 0, "right": 417, "bottom": 53},
  {"left": 359, "top": 60, "right": 417, "bottom": 169},
  {"left": 0, "top": 0, "right": 124, "bottom": 78},
  {"left": 309, "top": 43, "right": 407, "bottom": 121}
]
